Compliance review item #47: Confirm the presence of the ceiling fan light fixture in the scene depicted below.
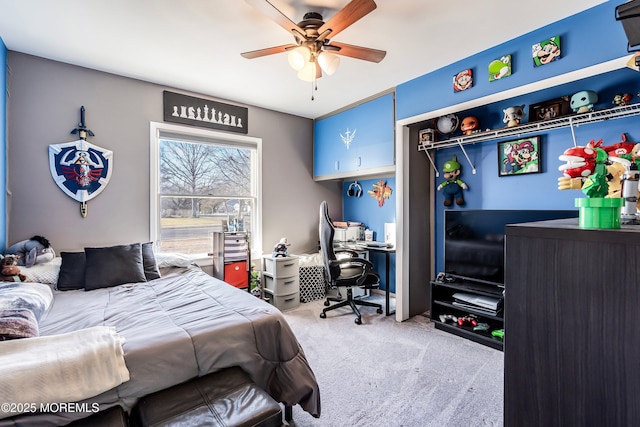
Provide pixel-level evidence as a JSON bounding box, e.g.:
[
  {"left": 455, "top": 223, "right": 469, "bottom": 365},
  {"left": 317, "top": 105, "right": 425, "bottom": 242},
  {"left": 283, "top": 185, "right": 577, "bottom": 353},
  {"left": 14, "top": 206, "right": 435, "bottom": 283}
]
[
  {"left": 318, "top": 51, "right": 340, "bottom": 75},
  {"left": 297, "top": 61, "right": 317, "bottom": 82},
  {"left": 242, "top": 0, "right": 386, "bottom": 99},
  {"left": 287, "top": 46, "right": 311, "bottom": 71}
]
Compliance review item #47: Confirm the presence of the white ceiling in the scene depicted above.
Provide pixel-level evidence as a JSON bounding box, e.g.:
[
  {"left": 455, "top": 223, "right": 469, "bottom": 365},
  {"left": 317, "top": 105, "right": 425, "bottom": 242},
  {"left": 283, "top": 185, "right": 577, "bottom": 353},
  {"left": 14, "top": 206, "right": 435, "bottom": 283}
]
[{"left": 0, "top": 0, "right": 606, "bottom": 119}]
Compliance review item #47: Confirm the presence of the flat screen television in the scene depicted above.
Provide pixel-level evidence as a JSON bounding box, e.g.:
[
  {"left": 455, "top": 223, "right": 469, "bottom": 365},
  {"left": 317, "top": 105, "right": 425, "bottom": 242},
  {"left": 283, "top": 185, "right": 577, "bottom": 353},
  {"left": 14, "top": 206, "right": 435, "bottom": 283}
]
[{"left": 444, "top": 209, "right": 578, "bottom": 287}]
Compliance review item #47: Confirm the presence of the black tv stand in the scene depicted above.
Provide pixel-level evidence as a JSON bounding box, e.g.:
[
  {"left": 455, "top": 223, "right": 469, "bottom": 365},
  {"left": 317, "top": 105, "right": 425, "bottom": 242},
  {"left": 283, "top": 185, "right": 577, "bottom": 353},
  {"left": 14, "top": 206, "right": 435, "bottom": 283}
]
[{"left": 430, "top": 276, "right": 504, "bottom": 351}]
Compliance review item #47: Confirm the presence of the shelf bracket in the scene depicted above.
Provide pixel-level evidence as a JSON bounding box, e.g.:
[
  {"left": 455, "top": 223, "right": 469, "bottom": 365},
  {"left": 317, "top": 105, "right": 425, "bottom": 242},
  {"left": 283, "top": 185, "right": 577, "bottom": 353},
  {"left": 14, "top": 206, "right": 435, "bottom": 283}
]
[
  {"left": 456, "top": 141, "right": 477, "bottom": 174},
  {"left": 569, "top": 117, "right": 578, "bottom": 147},
  {"left": 422, "top": 146, "right": 440, "bottom": 177}
]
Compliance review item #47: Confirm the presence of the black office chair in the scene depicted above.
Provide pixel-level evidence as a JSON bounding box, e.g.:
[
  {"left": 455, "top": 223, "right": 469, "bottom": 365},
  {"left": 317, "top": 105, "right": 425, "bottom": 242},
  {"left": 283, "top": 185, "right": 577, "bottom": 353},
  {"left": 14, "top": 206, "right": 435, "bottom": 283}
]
[{"left": 318, "top": 201, "right": 383, "bottom": 324}]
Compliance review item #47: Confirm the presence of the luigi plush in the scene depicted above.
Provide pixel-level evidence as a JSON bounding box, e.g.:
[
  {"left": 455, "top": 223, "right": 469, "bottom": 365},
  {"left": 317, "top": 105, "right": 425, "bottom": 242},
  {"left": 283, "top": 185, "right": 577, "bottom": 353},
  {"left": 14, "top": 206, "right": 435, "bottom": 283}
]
[{"left": 437, "top": 155, "right": 468, "bottom": 207}]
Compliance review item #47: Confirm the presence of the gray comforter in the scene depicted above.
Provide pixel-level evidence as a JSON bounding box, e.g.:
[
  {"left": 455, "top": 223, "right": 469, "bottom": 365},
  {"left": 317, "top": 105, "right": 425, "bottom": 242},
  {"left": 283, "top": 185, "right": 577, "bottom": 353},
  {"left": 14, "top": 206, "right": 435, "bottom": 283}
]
[{"left": 1, "top": 265, "right": 320, "bottom": 426}]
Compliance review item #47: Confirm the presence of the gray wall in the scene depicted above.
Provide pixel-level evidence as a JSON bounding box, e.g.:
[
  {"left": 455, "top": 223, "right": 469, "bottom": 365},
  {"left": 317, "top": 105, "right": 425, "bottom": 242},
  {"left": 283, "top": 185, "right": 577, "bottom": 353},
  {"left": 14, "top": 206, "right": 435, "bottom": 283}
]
[{"left": 6, "top": 52, "right": 341, "bottom": 254}]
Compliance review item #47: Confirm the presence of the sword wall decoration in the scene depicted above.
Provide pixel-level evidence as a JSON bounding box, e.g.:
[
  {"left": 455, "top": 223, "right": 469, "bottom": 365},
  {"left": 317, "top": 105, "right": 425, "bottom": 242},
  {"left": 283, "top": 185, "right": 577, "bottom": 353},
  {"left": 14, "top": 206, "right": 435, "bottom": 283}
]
[
  {"left": 70, "top": 105, "right": 95, "bottom": 140},
  {"left": 49, "top": 106, "right": 112, "bottom": 218}
]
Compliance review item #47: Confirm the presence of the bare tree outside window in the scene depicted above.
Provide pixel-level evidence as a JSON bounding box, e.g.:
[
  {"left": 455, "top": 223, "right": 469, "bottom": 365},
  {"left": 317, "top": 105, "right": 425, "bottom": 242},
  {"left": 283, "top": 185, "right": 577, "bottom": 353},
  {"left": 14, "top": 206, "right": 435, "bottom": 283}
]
[{"left": 158, "top": 139, "right": 255, "bottom": 255}]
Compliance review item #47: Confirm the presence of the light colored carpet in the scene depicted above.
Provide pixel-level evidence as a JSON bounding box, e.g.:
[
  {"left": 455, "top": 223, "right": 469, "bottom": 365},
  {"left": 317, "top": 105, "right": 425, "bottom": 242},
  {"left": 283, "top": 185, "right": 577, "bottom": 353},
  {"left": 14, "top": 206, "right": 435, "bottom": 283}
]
[{"left": 282, "top": 294, "right": 504, "bottom": 427}]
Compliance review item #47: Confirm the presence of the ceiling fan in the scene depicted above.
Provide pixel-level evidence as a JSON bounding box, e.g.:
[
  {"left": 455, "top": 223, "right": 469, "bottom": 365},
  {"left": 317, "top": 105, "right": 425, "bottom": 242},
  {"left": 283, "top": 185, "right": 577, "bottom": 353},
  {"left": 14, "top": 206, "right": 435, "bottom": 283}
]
[{"left": 241, "top": 0, "right": 386, "bottom": 86}]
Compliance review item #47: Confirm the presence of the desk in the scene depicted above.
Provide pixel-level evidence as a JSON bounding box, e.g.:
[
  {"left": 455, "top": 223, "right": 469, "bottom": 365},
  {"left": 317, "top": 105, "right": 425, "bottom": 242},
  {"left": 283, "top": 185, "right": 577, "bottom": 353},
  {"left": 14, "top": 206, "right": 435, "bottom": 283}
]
[{"left": 346, "top": 243, "right": 396, "bottom": 316}]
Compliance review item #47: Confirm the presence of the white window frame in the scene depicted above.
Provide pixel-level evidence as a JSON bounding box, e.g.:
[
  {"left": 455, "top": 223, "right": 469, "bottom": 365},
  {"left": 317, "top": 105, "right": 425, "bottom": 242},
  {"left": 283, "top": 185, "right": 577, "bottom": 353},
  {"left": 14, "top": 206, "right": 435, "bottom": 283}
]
[{"left": 149, "top": 121, "right": 262, "bottom": 265}]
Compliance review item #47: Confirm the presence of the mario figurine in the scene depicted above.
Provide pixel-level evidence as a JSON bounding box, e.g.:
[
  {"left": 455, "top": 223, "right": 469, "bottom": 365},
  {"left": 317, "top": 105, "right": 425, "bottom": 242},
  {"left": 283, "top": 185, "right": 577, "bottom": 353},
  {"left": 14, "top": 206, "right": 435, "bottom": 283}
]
[{"left": 437, "top": 155, "right": 468, "bottom": 207}]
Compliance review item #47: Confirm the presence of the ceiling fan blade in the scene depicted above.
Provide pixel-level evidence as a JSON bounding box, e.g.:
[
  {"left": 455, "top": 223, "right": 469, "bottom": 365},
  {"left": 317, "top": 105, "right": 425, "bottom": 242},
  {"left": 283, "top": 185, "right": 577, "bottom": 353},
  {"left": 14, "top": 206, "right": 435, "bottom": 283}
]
[
  {"left": 317, "top": 0, "right": 377, "bottom": 41},
  {"left": 241, "top": 44, "right": 297, "bottom": 59},
  {"left": 245, "top": 0, "right": 306, "bottom": 37},
  {"left": 330, "top": 42, "right": 386, "bottom": 63}
]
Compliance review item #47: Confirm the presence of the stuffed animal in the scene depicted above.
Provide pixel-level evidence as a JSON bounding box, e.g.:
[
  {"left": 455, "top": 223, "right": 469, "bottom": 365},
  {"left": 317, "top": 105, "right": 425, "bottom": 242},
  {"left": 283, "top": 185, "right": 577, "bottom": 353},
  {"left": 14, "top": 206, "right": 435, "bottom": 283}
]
[
  {"left": 437, "top": 155, "right": 468, "bottom": 207},
  {"left": 4, "top": 236, "right": 55, "bottom": 267},
  {"left": 0, "top": 255, "right": 26, "bottom": 282}
]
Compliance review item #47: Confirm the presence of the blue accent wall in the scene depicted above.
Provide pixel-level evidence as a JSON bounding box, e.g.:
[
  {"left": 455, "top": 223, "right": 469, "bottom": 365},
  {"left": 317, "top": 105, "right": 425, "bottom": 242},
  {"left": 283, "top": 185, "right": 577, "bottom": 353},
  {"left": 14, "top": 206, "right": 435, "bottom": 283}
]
[
  {"left": 343, "top": 177, "right": 396, "bottom": 292},
  {"left": 394, "top": 1, "right": 640, "bottom": 277},
  {"left": 396, "top": 2, "right": 629, "bottom": 120},
  {"left": 0, "top": 37, "right": 6, "bottom": 251}
]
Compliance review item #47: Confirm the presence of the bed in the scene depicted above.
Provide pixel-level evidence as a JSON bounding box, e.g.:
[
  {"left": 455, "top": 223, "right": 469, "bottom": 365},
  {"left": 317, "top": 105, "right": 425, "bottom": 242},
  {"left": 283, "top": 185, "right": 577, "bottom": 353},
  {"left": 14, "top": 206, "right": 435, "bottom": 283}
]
[{"left": 0, "top": 245, "right": 321, "bottom": 426}]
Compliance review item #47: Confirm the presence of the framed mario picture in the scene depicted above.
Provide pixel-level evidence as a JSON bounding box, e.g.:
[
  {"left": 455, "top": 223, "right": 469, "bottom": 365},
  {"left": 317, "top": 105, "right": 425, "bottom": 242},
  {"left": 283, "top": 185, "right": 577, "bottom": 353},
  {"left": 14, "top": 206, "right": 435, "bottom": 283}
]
[
  {"left": 497, "top": 136, "right": 541, "bottom": 176},
  {"left": 453, "top": 69, "right": 473, "bottom": 92}
]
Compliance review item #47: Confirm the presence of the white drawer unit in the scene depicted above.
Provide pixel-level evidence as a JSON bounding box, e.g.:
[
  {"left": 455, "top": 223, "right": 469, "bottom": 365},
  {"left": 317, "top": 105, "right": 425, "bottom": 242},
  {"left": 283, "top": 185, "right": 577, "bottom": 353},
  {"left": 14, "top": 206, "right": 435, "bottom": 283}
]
[
  {"left": 262, "top": 255, "right": 300, "bottom": 311},
  {"left": 263, "top": 274, "right": 300, "bottom": 295},
  {"left": 264, "top": 290, "right": 300, "bottom": 311},
  {"left": 263, "top": 255, "right": 299, "bottom": 277}
]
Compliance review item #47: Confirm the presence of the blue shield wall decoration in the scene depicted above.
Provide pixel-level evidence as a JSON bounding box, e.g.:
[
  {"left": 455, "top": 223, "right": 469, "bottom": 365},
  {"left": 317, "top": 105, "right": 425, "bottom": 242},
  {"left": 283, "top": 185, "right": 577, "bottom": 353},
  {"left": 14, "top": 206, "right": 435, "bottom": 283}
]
[{"left": 49, "top": 139, "right": 113, "bottom": 205}]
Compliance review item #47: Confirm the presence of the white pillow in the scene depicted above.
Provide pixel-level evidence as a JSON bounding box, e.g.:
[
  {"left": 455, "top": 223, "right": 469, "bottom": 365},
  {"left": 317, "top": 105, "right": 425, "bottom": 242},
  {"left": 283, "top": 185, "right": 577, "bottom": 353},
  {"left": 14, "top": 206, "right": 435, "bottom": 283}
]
[
  {"left": 154, "top": 252, "right": 194, "bottom": 268},
  {"left": 22, "top": 257, "right": 62, "bottom": 286}
]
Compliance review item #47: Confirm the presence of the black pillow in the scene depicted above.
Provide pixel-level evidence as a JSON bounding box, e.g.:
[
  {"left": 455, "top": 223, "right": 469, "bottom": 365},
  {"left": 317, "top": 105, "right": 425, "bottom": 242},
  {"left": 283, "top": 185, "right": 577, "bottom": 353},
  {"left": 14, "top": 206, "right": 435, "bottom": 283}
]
[
  {"left": 57, "top": 251, "right": 86, "bottom": 291},
  {"left": 142, "top": 242, "right": 161, "bottom": 281},
  {"left": 84, "top": 243, "right": 147, "bottom": 291}
]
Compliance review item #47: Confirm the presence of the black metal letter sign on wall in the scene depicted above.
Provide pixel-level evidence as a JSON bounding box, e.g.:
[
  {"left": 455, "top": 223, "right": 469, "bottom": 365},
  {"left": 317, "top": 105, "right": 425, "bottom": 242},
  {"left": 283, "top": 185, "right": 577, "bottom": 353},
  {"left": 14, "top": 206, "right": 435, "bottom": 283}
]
[{"left": 163, "top": 91, "right": 248, "bottom": 134}]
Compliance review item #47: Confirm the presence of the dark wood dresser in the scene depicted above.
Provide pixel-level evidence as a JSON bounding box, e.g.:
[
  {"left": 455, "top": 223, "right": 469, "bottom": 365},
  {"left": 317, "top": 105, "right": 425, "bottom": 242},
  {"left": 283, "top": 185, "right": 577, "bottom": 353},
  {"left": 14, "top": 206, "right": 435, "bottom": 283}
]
[{"left": 504, "top": 218, "right": 640, "bottom": 426}]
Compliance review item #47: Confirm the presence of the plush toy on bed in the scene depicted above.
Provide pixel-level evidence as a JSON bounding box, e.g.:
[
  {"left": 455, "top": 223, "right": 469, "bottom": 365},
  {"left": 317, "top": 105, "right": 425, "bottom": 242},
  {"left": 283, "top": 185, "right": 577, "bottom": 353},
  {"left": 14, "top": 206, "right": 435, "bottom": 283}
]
[
  {"left": 0, "top": 255, "right": 26, "bottom": 282},
  {"left": 4, "top": 236, "right": 55, "bottom": 267}
]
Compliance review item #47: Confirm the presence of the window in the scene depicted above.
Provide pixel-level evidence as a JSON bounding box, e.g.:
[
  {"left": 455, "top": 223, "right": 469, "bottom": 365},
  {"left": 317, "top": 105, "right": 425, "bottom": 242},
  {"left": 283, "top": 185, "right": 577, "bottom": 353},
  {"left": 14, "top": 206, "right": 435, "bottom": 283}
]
[{"left": 150, "top": 122, "right": 261, "bottom": 260}]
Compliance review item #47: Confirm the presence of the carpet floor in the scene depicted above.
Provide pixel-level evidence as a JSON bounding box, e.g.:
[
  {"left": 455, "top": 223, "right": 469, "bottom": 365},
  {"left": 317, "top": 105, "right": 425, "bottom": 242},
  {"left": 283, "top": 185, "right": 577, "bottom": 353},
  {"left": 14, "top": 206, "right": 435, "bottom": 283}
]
[{"left": 282, "top": 294, "right": 504, "bottom": 427}]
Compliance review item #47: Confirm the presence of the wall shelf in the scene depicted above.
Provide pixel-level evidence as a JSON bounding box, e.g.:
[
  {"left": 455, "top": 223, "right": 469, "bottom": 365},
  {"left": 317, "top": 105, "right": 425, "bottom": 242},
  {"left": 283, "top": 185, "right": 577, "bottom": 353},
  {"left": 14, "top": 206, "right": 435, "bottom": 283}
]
[
  {"left": 418, "top": 103, "right": 640, "bottom": 152},
  {"left": 417, "top": 103, "right": 640, "bottom": 176}
]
